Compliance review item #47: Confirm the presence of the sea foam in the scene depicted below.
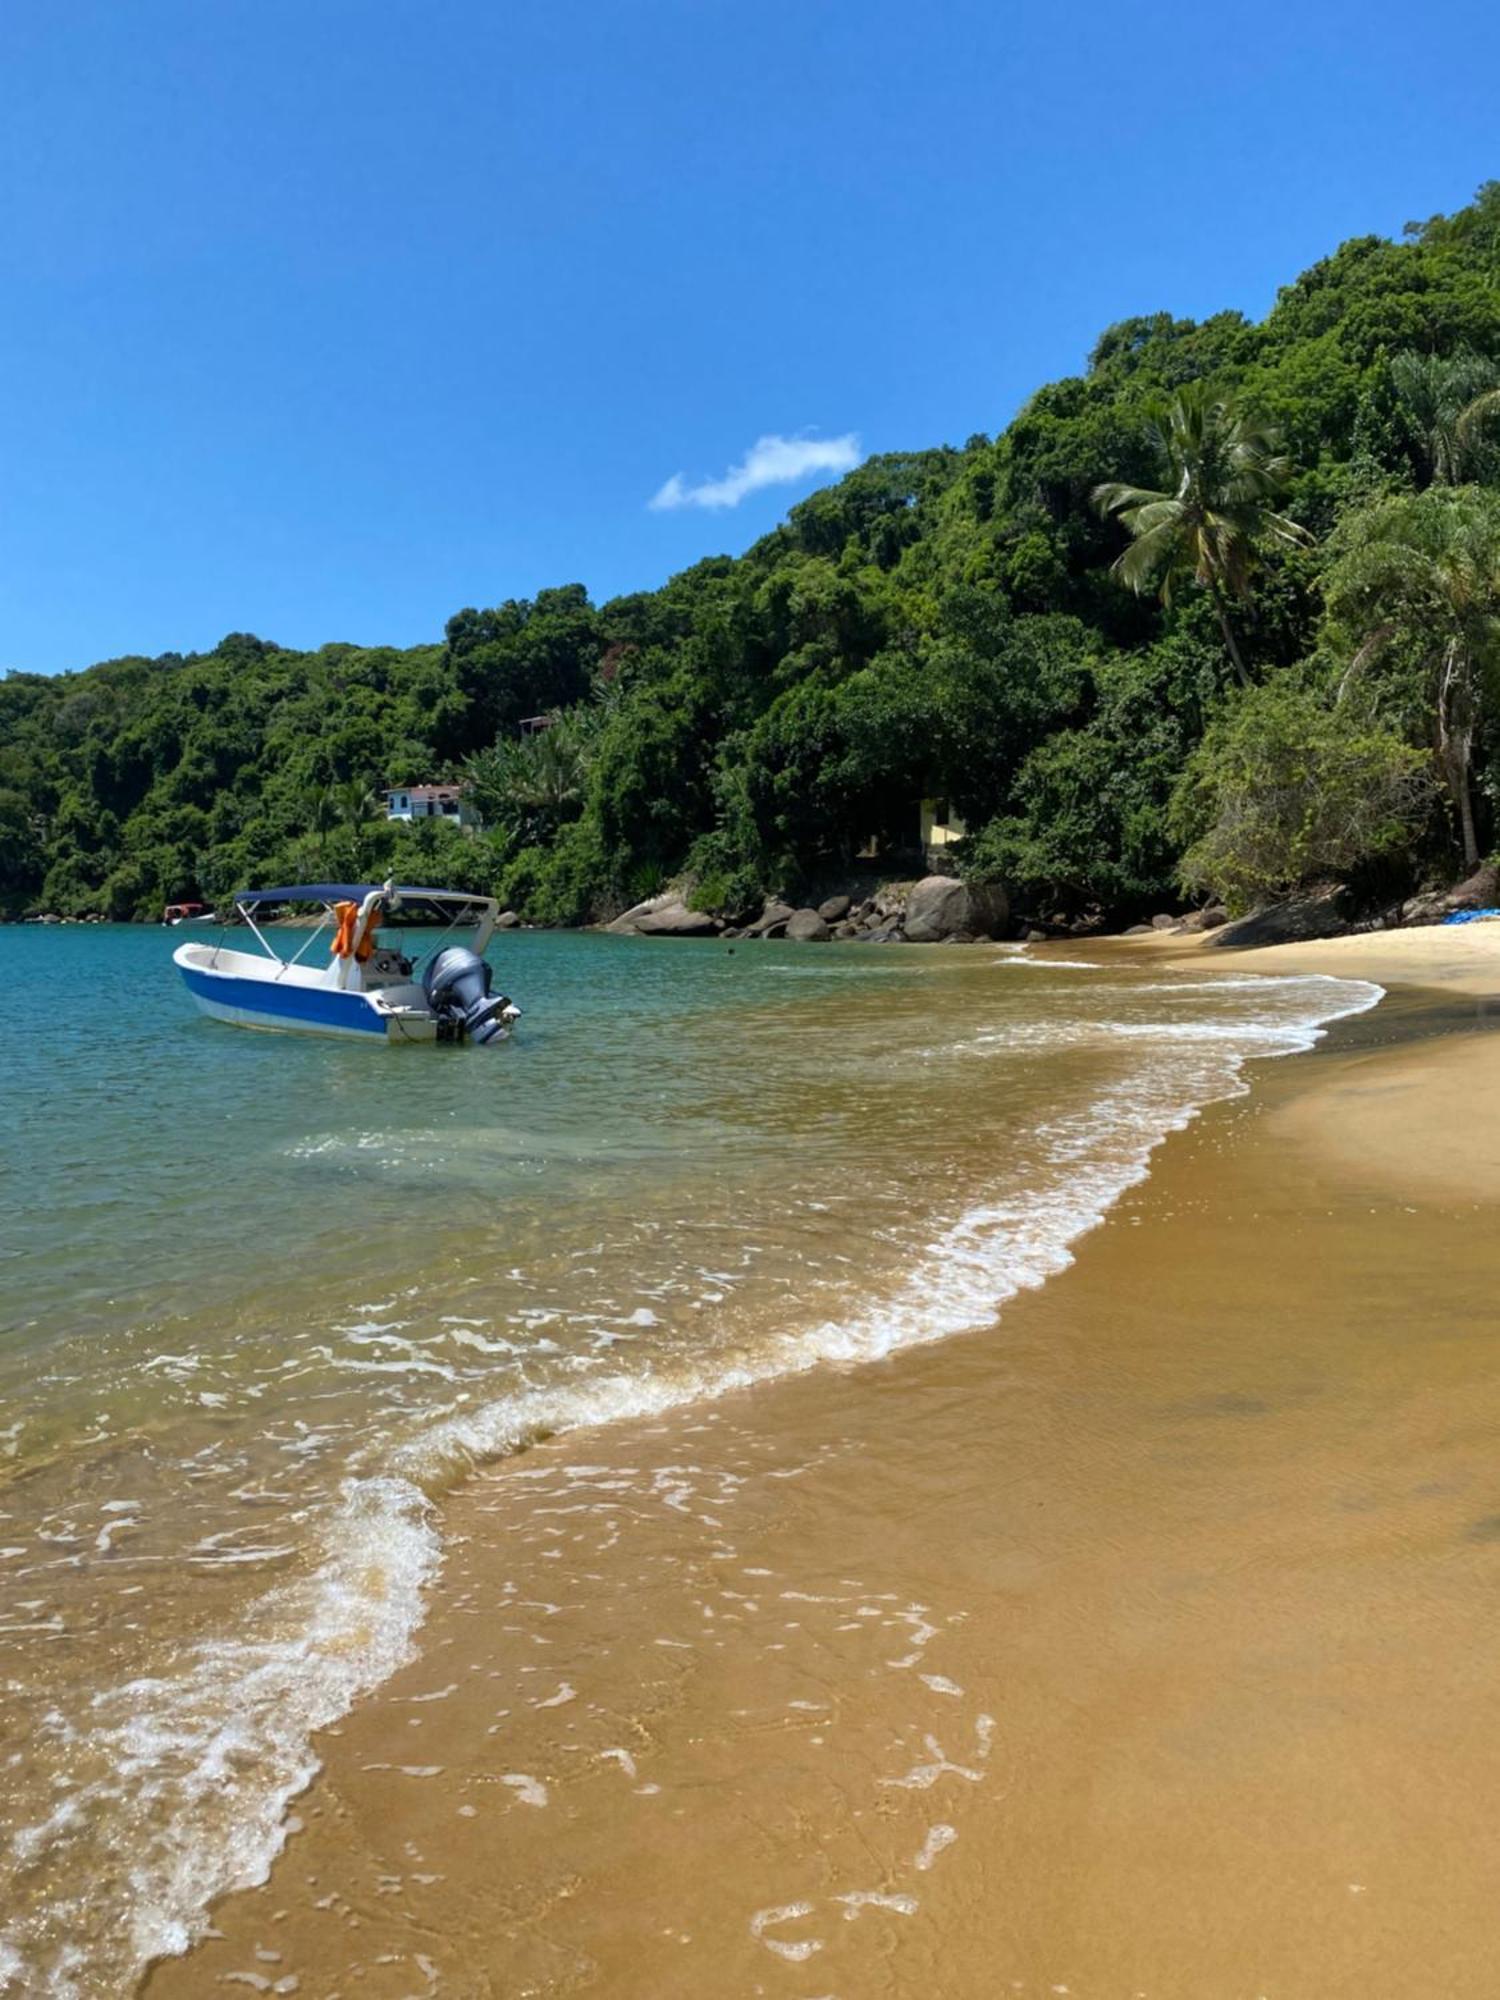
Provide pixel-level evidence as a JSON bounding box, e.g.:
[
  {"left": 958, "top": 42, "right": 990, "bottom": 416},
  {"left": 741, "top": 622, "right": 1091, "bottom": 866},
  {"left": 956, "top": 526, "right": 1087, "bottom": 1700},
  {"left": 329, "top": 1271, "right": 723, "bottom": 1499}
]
[{"left": 0, "top": 970, "right": 1381, "bottom": 1996}]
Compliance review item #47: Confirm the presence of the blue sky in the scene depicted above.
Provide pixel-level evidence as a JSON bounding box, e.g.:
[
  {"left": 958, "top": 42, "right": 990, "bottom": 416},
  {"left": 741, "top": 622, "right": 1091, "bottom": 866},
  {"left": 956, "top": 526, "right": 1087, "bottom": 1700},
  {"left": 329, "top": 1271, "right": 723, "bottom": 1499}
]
[{"left": 3, "top": 0, "right": 1498, "bottom": 676}]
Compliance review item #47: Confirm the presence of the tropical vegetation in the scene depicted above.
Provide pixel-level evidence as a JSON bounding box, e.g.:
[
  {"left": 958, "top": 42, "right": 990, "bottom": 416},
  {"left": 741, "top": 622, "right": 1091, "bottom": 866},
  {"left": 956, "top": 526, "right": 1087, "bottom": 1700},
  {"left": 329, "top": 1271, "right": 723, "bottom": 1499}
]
[{"left": 9, "top": 184, "right": 1500, "bottom": 925}]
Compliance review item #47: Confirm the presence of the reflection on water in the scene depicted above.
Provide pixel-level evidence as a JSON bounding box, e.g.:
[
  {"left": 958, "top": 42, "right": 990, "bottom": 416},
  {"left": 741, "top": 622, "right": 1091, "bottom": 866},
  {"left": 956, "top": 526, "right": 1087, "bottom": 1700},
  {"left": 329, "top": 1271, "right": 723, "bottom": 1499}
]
[{"left": 0, "top": 924, "right": 1378, "bottom": 1994}]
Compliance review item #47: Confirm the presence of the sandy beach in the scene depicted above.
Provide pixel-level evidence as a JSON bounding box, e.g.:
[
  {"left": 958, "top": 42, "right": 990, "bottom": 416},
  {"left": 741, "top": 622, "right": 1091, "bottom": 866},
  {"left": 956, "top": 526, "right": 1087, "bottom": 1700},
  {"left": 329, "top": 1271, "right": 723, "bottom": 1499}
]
[{"left": 143, "top": 925, "right": 1500, "bottom": 2000}]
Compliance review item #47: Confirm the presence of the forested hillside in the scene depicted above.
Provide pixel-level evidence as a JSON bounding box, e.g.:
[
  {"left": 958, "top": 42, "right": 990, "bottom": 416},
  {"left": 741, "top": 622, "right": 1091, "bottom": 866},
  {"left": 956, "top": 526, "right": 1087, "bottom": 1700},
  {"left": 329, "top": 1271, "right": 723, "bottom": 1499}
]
[{"left": 8, "top": 185, "right": 1500, "bottom": 926}]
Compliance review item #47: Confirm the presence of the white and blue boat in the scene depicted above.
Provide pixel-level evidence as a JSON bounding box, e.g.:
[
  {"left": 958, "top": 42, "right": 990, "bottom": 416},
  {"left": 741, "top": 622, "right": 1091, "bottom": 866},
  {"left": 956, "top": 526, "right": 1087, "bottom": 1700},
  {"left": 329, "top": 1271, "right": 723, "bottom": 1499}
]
[{"left": 173, "top": 882, "right": 521, "bottom": 1045}]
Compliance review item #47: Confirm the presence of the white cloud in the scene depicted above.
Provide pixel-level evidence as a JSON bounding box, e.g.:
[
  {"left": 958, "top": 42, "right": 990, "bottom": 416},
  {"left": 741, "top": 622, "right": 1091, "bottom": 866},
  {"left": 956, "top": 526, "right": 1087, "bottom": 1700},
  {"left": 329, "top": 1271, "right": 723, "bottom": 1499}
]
[{"left": 649, "top": 431, "right": 863, "bottom": 511}]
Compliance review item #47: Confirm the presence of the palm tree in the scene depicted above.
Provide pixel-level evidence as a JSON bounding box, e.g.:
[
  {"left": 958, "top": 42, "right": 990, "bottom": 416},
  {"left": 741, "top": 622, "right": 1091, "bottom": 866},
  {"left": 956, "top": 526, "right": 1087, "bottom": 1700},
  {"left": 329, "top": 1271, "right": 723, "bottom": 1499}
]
[
  {"left": 334, "top": 777, "right": 377, "bottom": 830},
  {"left": 1455, "top": 379, "right": 1500, "bottom": 470},
  {"left": 1323, "top": 486, "right": 1500, "bottom": 870},
  {"left": 308, "top": 782, "right": 341, "bottom": 870},
  {"left": 463, "top": 710, "right": 597, "bottom": 850},
  {"left": 1093, "top": 385, "right": 1312, "bottom": 683},
  {"left": 1390, "top": 349, "right": 1500, "bottom": 486}
]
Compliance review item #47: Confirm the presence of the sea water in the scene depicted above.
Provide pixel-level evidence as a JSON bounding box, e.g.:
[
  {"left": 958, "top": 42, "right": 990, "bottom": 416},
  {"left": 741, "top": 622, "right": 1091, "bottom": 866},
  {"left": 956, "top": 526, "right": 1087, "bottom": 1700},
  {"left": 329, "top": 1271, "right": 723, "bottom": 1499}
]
[{"left": 0, "top": 923, "right": 1379, "bottom": 1995}]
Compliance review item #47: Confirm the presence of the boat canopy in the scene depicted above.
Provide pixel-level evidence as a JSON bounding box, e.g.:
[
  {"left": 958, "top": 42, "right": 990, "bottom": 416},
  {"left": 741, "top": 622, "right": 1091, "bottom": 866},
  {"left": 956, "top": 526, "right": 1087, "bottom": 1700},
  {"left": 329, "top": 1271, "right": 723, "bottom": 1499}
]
[{"left": 233, "top": 884, "right": 493, "bottom": 910}]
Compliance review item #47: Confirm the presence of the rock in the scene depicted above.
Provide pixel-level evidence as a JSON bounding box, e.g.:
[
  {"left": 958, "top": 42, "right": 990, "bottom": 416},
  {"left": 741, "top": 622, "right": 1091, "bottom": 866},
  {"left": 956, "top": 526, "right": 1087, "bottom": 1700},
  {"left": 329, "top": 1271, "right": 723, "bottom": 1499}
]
[
  {"left": 1401, "top": 863, "right": 1500, "bottom": 927},
  {"left": 761, "top": 919, "right": 790, "bottom": 940},
  {"left": 493, "top": 909, "right": 521, "bottom": 930},
  {"left": 1212, "top": 885, "right": 1353, "bottom": 948},
  {"left": 1123, "top": 923, "right": 1153, "bottom": 936},
  {"left": 1025, "top": 928, "right": 1048, "bottom": 943},
  {"left": 606, "top": 892, "right": 719, "bottom": 937},
  {"left": 1453, "top": 862, "right": 1500, "bottom": 907},
  {"left": 605, "top": 892, "right": 674, "bottom": 933},
  {"left": 1150, "top": 913, "right": 1179, "bottom": 931},
  {"left": 816, "top": 894, "right": 851, "bottom": 924},
  {"left": 746, "top": 898, "right": 796, "bottom": 937},
  {"left": 636, "top": 904, "right": 720, "bottom": 936},
  {"left": 903, "top": 875, "right": 1010, "bottom": 944},
  {"left": 834, "top": 920, "right": 860, "bottom": 939},
  {"left": 786, "top": 909, "right": 832, "bottom": 942}
]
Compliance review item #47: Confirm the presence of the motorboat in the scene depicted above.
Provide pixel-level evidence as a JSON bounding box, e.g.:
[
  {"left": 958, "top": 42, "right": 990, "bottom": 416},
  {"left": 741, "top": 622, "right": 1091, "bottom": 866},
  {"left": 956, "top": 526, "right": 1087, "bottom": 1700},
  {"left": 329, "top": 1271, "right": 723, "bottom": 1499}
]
[
  {"left": 162, "top": 901, "right": 216, "bottom": 926},
  {"left": 173, "top": 881, "right": 521, "bottom": 1045}
]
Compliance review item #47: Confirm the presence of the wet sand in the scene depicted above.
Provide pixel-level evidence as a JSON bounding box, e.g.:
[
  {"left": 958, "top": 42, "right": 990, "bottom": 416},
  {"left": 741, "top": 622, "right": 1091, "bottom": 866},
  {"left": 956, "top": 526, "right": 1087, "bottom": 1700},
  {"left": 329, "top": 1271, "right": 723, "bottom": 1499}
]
[{"left": 146, "top": 952, "right": 1500, "bottom": 2000}]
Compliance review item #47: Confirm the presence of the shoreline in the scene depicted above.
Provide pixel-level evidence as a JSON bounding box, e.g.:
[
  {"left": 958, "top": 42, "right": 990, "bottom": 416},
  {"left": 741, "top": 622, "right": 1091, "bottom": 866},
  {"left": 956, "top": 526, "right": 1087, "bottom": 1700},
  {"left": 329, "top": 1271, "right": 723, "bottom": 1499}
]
[{"left": 144, "top": 939, "right": 1500, "bottom": 1999}]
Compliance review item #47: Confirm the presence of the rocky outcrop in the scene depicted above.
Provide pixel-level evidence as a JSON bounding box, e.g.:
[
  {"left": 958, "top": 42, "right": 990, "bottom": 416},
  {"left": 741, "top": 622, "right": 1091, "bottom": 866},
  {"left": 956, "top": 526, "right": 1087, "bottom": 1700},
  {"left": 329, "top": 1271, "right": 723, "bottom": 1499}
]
[
  {"left": 903, "top": 875, "right": 1010, "bottom": 944},
  {"left": 1211, "top": 884, "right": 1353, "bottom": 948},
  {"left": 1400, "top": 863, "right": 1500, "bottom": 927},
  {"left": 606, "top": 893, "right": 719, "bottom": 937},
  {"left": 746, "top": 899, "right": 796, "bottom": 937},
  {"left": 603, "top": 877, "right": 1014, "bottom": 945},
  {"left": 493, "top": 909, "right": 521, "bottom": 930}
]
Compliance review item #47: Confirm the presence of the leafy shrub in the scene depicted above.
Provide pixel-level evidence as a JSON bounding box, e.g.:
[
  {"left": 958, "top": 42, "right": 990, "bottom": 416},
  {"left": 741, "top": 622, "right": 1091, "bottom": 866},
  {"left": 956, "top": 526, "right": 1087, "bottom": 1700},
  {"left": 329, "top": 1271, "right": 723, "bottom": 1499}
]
[{"left": 1170, "top": 680, "right": 1432, "bottom": 911}]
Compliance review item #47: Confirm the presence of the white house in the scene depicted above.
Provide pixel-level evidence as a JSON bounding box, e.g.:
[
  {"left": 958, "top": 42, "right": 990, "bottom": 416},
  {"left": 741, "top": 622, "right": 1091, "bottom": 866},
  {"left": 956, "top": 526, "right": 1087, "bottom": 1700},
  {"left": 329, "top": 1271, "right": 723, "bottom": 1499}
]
[{"left": 383, "top": 783, "right": 480, "bottom": 829}]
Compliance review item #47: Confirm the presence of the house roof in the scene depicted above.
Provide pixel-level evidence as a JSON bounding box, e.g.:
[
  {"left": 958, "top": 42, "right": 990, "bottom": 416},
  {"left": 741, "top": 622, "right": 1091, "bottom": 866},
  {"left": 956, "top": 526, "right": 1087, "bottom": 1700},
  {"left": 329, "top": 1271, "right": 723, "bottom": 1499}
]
[{"left": 384, "top": 783, "right": 466, "bottom": 800}]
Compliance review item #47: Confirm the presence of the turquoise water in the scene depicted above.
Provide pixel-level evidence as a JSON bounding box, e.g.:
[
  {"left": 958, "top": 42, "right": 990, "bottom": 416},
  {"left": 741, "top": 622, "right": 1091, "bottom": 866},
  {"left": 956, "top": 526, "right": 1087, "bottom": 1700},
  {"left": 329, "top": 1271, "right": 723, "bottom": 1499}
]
[{"left": 0, "top": 923, "right": 1381, "bottom": 1995}]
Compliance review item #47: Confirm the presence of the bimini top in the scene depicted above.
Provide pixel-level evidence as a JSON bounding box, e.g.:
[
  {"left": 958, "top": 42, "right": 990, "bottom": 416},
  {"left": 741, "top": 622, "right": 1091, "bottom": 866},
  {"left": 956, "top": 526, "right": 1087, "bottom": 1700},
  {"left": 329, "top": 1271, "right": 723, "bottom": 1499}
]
[{"left": 233, "top": 884, "right": 493, "bottom": 909}]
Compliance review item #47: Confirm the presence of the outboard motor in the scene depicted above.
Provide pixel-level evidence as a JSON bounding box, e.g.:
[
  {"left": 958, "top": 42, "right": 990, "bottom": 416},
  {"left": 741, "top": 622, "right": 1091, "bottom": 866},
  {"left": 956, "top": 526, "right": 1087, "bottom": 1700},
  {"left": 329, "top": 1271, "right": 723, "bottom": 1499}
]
[{"left": 421, "top": 947, "right": 520, "bottom": 1045}]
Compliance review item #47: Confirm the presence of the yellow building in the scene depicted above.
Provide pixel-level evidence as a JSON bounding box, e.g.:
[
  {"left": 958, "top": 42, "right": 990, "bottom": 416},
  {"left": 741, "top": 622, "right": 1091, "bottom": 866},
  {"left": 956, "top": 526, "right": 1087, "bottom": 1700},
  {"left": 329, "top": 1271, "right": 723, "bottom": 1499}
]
[{"left": 920, "top": 798, "right": 966, "bottom": 868}]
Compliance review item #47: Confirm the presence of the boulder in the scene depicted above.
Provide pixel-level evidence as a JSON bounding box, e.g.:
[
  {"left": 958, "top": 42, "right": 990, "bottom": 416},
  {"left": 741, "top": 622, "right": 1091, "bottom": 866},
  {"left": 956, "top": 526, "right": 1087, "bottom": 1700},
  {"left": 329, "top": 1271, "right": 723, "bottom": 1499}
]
[
  {"left": 493, "top": 909, "right": 521, "bottom": 930},
  {"left": 816, "top": 894, "right": 851, "bottom": 924},
  {"left": 1150, "top": 913, "right": 1179, "bottom": 931},
  {"left": 1212, "top": 885, "right": 1353, "bottom": 949},
  {"left": 747, "top": 898, "right": 796, "bottom": 937},
  {"left": 1178, "top": 905, "right": 1229, "bottom": 934},
  {"left": 1123, "top": 923, "right": 1153, "bottom": 936},
  {"left": 605, "top": 892, "right": 675, "bottom": 933},
  {"left": 903, "top": 875, "right": 1010, "bottom": 944},
  {"left": 1401, "top": 863, "right": 1500, "bottom": 927},
  {"left": 607, "top": 893, "right": 719, "bottom": 937},
  {"left": 640, "top": 904, "right": 719, "bottom": 936},
  {"left": 786, "top": 908, "right": 832, "bottom": 942}
]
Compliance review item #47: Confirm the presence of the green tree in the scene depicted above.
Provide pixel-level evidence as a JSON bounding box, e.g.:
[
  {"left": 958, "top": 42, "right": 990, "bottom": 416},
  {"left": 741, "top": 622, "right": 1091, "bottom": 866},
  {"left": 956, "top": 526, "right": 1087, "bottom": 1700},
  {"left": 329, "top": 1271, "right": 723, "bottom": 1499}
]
[
  {"left": 464, "top": 711, "right": 597, "bottom": 852},
  {"left": 1170, "top": 680, "right": 1430, "bottom": 911},
  {"left": 1389, "top": 348, "right": 1500, "bottom": 486},
  {"left": 1093, "top": 385, "right": 1313, "bottom": 683},
  {"left": 1322, "top": 486, "right": 1500, "bottom": 868}
]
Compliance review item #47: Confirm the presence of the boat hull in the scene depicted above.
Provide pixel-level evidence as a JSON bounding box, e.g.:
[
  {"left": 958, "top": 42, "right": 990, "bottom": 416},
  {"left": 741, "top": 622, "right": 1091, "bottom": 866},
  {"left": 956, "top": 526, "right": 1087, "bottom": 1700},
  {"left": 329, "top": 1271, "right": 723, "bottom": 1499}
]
[{"left": 175, "top": 958, "right": 438, "bottom": 1042}]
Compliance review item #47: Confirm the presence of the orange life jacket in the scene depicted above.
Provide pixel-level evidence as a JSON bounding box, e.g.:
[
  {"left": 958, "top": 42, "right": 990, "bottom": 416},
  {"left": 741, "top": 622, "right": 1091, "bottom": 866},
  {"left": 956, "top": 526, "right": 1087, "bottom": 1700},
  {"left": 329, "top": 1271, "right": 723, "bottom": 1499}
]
[{"left": 332, "top": 901, "right": 377, "bottom": 962}]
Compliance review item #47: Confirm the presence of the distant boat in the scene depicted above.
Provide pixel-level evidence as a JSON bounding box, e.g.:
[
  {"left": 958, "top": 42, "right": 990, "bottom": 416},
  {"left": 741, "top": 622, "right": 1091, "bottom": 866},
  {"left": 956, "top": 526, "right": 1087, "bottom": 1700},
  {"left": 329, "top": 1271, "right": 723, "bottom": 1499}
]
[
  {"left": 173, "top": 882, "right": 521, "bottom": 1045},
  {"left": 162, "top": 901, "right": 215, "bottom": 926}
]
